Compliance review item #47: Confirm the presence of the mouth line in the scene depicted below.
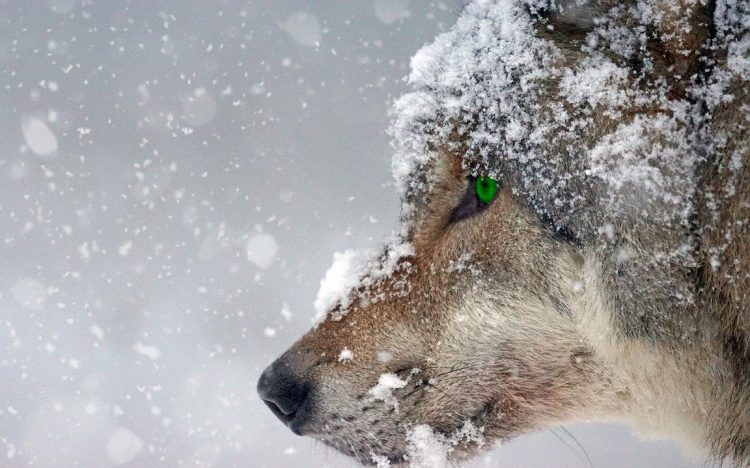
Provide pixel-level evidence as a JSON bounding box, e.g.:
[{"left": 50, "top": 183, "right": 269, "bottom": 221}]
[
  {"left": 307, "top": 395, "right": 495, "bottom": 464},
  {"left": 310, "top": 423, "right": 405, "bottom": 464},
  {"left": 321, "top": 439, "right": 405, "bottom": 467}
]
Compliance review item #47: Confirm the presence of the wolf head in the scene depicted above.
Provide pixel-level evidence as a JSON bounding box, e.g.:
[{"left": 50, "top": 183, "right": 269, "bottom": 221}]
[
  {"left": 259, "top": 0, "right": 748, "bottom": 465},
  {"left": 259, "top": 149, "right": 623, "bottom": 464}
]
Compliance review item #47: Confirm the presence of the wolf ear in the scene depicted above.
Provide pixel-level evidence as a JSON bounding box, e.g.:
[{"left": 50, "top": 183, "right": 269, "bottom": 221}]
[
  {"left": 648, "top": 0, "right": 712, "bottom": 96},
  {"left": 537, "top": 0, "right": 712, "bottom": 98}
]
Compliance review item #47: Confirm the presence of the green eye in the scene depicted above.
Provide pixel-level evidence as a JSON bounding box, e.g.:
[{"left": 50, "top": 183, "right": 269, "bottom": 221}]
[{"left": 475, "top": 176, "right": 498, "bottom": 204}]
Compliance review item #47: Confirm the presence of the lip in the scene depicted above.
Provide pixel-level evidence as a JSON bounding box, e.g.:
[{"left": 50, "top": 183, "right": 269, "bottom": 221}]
[
  {"left": 320, "top": 437, "right": 404, "bottom": 466},
  {"left": 287, "top": 419, "right": 305, "bottom": 436}
]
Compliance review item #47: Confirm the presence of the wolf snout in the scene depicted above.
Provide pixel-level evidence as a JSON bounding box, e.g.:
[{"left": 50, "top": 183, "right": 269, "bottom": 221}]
[{"left": 257, "top": 356, "right": 311, "bottom": 435}]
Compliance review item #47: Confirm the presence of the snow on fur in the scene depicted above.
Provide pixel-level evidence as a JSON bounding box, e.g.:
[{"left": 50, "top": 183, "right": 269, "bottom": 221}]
[
  {"left": 382, "top": 0, "right": 749, "bottom": 462},
  {"left": 390, "top": 0, "right": 707, "bottom": 233},
  {"left": 317, "top": 0, "right": 750, "bottom": 326},
  {"left": 308, "top": 0, "right": 750, "bottom": 462},
  {"left": 314, "top": 235, "right": 414, "bottom": 322},
  {"left": 385, "top": 0, "right": 750, "bottom": 294},
  {"left": 403, "top": 422, "right": 485, "bottom": 468},
  {"left": 368, "top": 373, "right": 408, "bottom": 412}
]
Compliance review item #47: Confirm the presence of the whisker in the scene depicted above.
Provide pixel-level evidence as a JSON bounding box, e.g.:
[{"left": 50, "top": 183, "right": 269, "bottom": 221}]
[
  {"left": 560, "top": 426, "right": 594, "bottom": 468},
  {"left": 432, "top": 363, "right": 481, "bottom": 379},
  {"left": 401, "top": 363, "right": 486, "bottom": 401},
  {"left": 550, "top": 428, "right": 583, "bottom": 466},
  {"left": 403, "top": 386, "right": 425, "bottom": 399},
  {"left": 549, "top": 427, "right": 594, "bottom": 468},
  {"left": 424, "top": 381, "right": 464, "bottom": 408}
]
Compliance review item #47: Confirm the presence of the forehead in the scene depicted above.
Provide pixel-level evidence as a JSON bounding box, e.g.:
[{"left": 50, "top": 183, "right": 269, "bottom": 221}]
[{"left": 388, "top": 1, "right": 556, "bottom": 218}]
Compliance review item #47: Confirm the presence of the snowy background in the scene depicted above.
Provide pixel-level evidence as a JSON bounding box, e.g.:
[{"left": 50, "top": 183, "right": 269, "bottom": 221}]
[{"left": 0, "top": 1, "right": 704, "bottom": 467}]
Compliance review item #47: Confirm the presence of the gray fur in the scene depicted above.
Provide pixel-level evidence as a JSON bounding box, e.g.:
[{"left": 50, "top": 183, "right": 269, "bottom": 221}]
[{"left": 260, "top": 1, "right": 750, "bottom": 466}]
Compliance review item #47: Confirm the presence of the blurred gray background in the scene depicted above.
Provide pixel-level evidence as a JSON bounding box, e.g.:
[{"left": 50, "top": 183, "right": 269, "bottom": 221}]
[{"left": 0, "top": 1, "right": 705, "bottom": 467}]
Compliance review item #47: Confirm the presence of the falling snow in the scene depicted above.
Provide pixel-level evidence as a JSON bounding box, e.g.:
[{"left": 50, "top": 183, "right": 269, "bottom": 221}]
[
  {"left": 21, "top": 116, "right": 58, "bottom": 157},
  {"left": 246, "top": 233, "right": 279, "bottom": 269},
  {"left": 182, "top": 87, "right": 217, "bottom": 127},
  {"left": 12, "top": 278, "right": 47, "bottom": 311},
  {"left": 281, "top": 12, "right": 322, "bottom": 48},
  {"left": 133, "top": 343, "right": 161, "bottom": 360},
  {"left": 1, "top": 4, "right": 461, "bottom": 467},
  {"left": 374, "top": 0, "right": 412, "bottom": 25},
  {"left": 106, "top": 427, "right": 144, "bottom": 465},
  {"left": 0, "top": 0, "right": 723, "bottom": 467}
]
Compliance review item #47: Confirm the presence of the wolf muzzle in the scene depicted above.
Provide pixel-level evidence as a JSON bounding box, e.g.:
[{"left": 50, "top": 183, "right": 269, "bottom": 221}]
[{"left": 257, "top": 354, "right": 312, "bottom": 436}]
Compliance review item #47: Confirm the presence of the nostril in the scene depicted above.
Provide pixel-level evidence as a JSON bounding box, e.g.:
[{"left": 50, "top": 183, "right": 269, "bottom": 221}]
[
  {"left": 257, "top": 359, "right": 310, "bottom": 427},
  {"left": 262, "top": 387, "right": 309, "bottom": 418},
  {"left": 263, "top": 399, "right": 294, "bottom": 422}
]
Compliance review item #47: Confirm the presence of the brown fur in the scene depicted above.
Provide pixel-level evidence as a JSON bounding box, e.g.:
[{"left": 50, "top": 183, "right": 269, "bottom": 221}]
[{"left": 260, "top": 1, "right": 750, "bottom": 466}]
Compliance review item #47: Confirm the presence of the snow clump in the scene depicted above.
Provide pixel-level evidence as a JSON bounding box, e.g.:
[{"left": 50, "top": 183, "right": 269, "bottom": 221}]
[
  {"left": 367, "top": 373, "right": 408, "bottom": 412},
  {"left": 404, "top": 421, "right": 485, "bottom": 468},
  {"left": 372, "top": 452, "right": 392, "bottom": 467},
  {"left": 338, "top": 348, "right": 354, "bottom": 362},
  {"left": 314, "top": 235, "right": 414, "bottom": 322}
]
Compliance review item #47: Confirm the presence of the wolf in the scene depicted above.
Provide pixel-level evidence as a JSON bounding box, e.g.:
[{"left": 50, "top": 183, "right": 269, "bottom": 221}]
[{"left": 258, "top": 0, "right": 750, "bottom": 466}]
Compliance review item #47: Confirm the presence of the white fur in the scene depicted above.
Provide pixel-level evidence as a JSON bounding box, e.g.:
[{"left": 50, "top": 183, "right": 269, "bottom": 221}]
[{"left": 570, "top": 253, "right": 713, "bottom": 456}]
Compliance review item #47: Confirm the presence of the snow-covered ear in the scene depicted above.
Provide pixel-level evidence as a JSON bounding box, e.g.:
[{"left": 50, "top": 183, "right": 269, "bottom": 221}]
[
  {"left": 648, "top": 0, "right": 711, "bottom": 96},
  {"left": 536, "top": 0, "right": 711, "bottom": 98}
]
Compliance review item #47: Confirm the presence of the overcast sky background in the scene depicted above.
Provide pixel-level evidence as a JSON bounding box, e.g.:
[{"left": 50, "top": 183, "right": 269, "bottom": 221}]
[{"left": 0, "top": 1, "right": 707, "bottom": 467}]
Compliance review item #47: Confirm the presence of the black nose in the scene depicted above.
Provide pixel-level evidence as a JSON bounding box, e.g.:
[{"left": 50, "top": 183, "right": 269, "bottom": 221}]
[{"left": 257, "top": 356, "right": 310, "bottom": 435}]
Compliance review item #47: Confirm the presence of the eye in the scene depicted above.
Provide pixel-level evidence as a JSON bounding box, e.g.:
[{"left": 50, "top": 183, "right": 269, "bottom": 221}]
[
  {"left": 475, "top": 176, "right": 498, "bottom": 204},
  {"left": 448, "top": 175, "right": 500, "bottom": 224}
]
